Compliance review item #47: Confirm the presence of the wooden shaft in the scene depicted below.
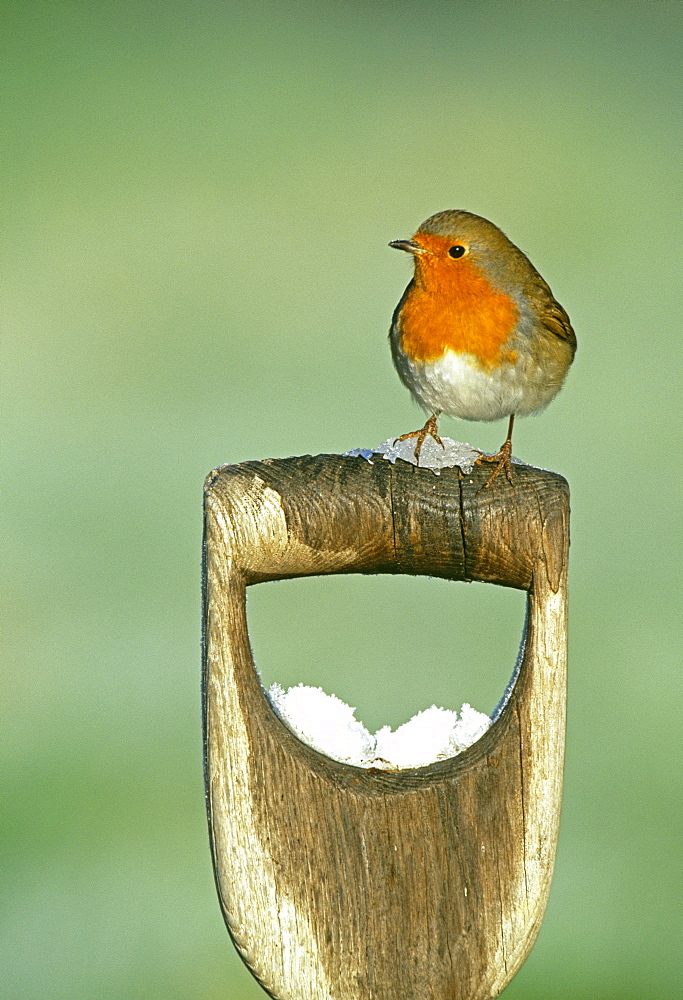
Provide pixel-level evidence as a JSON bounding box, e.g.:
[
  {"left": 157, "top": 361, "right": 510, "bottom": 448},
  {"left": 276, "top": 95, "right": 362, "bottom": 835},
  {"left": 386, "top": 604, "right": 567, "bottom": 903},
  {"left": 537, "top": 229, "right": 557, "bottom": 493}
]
[{"left": 203, "top": 455, "right": 569, "bottom": 1000}]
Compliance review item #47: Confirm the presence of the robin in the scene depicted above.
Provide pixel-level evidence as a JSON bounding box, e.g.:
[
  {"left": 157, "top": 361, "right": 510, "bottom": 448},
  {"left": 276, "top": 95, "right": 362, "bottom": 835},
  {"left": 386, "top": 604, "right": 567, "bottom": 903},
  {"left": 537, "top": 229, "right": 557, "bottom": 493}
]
[{"left": 389, "top": 210, "right": 576, "bottom": 485}]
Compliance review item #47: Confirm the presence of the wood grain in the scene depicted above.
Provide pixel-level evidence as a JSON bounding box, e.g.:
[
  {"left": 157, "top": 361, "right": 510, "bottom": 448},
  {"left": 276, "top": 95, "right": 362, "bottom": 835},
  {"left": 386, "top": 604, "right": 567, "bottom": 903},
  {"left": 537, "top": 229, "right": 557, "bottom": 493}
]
[{"left": 202, "top": 455, "right": 570, "bottom": 1000}]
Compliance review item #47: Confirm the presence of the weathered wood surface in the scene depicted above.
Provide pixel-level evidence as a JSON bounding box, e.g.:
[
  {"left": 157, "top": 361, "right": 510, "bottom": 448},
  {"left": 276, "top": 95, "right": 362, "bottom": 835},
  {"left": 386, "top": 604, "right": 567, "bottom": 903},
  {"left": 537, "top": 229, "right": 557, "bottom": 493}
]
[{"left": 203, "top": 455, "right": 570, "bottom": 1000}]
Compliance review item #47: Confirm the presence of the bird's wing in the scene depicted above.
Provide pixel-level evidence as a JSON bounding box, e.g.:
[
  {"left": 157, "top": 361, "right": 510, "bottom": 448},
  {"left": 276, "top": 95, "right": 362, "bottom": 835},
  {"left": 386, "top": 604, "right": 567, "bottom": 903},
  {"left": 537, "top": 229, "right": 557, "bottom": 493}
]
[{"left": 532, "top": 278, "right": 577, "bottom": 355}]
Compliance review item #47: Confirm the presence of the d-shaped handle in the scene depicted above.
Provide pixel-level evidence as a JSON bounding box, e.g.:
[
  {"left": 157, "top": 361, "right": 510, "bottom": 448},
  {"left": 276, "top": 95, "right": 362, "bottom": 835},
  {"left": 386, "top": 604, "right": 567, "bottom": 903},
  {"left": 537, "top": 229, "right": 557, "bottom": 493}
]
[{"left": 203, "top": 455, "right": 569, "bottom": 1000}]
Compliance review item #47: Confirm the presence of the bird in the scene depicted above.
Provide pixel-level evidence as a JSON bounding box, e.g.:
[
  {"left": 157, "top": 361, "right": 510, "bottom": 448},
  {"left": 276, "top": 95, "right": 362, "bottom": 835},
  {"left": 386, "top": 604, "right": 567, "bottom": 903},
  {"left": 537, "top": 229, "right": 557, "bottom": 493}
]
[{"left": 389, "top": 210, "right": 576, "bottom": 485}]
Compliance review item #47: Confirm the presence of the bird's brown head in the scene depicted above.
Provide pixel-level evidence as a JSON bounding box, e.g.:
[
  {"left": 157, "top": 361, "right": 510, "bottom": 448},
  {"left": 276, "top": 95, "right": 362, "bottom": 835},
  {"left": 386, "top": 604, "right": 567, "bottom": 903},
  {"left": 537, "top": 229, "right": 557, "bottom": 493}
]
[{"left": 389, "top": 210, "right": 537, "bottom": 300}]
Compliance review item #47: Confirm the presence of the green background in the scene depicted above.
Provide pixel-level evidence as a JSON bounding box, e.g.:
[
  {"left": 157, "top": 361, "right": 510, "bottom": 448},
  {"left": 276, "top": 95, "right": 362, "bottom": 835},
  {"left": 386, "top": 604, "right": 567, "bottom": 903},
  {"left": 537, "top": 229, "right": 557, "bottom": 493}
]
[{"left": 2, "top": 2, "right": 680, "bottom": 997}]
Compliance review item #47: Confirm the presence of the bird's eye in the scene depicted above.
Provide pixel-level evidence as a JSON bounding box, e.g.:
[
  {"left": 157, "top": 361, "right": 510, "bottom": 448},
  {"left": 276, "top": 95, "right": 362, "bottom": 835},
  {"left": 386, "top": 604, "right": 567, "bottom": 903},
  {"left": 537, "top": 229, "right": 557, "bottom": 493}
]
[{"left": 448, "top": 245, "right": 466, "bottom": 259}]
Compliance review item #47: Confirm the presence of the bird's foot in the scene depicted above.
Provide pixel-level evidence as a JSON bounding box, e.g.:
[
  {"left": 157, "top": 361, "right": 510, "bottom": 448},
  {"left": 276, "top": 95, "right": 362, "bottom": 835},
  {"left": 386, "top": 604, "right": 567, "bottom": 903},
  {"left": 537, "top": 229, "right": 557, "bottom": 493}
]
[
  {"left": 476, "top": 437, "right": 514, "bottom": 488},
  {"left": 395, "top": 414, "right": 443, "bottom": 464}
]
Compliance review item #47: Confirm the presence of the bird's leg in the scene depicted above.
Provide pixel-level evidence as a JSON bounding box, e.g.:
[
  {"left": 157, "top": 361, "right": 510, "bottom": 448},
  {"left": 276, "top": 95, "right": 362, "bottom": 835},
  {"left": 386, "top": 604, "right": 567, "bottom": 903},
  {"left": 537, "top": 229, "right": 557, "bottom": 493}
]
[
  {"left": 477, "top": 414, "right": 515, "bottom": 487},
  {"left": 395, "top": 412, "right": 443, "bottom": 464}
]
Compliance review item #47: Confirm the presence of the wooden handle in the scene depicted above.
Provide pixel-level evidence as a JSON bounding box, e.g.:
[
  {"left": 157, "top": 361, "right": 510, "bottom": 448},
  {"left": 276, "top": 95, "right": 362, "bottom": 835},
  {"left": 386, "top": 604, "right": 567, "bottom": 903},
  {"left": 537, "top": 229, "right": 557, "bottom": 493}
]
[{"left": 203, "top": 455, "right": 569, "bottom": 1000}]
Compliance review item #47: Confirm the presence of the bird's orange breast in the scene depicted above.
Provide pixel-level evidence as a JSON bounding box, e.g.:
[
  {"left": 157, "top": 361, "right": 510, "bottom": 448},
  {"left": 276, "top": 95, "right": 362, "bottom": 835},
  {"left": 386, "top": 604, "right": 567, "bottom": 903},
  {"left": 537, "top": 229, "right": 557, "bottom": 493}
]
[{"left": 398, "top": 250, "right": 520, "bottom": 368}]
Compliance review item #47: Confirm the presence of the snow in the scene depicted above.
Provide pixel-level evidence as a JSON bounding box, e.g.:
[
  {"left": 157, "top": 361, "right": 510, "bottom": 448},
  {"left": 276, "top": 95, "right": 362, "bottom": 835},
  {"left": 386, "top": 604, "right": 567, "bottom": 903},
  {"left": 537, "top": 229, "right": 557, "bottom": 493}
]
[
  {"left": 267, "top": 682, "right": 491, "bottom": 770},
  {"left": 344, "top": 435, "right": 481, "bottom": 475}
]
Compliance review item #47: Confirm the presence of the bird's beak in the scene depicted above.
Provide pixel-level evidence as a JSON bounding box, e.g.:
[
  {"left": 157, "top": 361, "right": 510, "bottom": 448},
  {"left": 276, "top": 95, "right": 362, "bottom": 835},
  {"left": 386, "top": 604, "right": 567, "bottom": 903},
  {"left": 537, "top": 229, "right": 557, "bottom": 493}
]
[{"left": 389, "top": 239, "right": 427, "bottom": 255}]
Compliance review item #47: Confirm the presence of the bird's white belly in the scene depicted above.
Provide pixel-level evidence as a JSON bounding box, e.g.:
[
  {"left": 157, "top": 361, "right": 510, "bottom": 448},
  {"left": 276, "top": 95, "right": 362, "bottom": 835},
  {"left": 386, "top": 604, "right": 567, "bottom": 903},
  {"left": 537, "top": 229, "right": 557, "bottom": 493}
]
[{"left": 400, "top": 349, "right": 553, "bottom": 422}]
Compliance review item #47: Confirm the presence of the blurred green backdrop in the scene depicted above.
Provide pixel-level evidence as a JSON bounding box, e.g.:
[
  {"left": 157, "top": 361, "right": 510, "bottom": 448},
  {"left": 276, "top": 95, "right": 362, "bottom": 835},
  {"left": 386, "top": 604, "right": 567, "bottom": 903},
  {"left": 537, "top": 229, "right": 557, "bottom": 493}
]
[{"left": 2, "top": 2, "right": 681, "bottom": 998}]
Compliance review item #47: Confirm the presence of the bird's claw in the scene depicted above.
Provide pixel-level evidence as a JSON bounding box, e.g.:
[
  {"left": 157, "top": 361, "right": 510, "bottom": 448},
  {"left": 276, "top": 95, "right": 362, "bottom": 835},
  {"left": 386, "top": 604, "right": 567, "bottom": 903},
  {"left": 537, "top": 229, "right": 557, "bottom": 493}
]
[
  {"left": 476, "top": 439, "right": 515, "bottom": 488},
  {"left": 396, "top": 415, "right": 444, "bottom": 464}
]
